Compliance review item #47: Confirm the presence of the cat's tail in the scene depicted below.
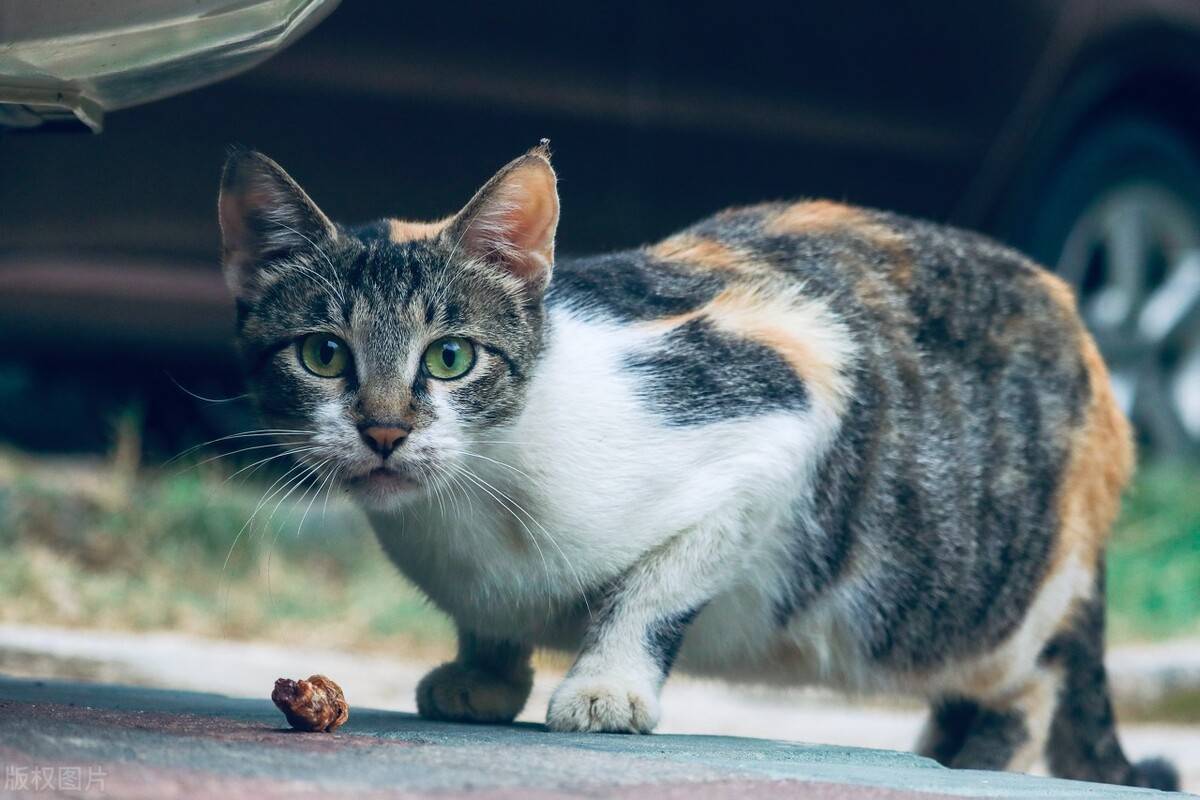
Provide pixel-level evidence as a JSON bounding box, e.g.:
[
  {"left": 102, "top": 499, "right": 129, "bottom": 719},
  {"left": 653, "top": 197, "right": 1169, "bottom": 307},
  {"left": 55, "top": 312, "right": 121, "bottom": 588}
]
[{"left": 1041, "top": 578, "right": 1180, "bottom": 792}]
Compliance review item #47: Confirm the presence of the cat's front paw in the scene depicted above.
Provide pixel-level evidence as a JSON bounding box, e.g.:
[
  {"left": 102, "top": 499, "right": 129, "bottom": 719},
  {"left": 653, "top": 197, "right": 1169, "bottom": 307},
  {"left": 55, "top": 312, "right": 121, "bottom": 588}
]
[
  {"left": 416, "top": 661, "right": 532, "bottom": 724},
  {"left": 546, "top": 674, "right": 660, "bottom": 733}
]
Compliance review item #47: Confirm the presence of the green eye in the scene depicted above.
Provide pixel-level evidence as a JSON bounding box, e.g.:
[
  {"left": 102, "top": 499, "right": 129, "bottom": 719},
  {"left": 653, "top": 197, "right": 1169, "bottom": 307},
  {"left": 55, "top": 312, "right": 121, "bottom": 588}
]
[
  {"left": 298, "top": 333, "right": 351, "bottom": 378},
  {"left": 423, "top": 336, "right": 475, "bottom": 380}
]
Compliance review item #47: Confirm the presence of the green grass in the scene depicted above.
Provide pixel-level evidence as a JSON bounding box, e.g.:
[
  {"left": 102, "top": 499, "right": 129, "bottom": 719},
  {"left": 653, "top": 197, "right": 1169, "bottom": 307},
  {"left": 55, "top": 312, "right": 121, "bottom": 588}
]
[
  {"left": 1108, "top": 461, "right": 1200, "bottom": 641},
  {"left": 0, "top": 448, "right": 1197, "bottom": 650},
  {"left": 0, "top": 449, "right": 452, "bottom": 656}
]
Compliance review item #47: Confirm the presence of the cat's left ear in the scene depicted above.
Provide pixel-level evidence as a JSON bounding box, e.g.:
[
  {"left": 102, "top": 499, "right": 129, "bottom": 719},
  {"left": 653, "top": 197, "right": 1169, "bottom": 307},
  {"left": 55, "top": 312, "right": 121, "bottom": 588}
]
[
  {"left": 444, "top": 142, "right": 559, "bottom": 294},
  {"left": 218, "top": 148, "right": 337, "bottom": 297}
]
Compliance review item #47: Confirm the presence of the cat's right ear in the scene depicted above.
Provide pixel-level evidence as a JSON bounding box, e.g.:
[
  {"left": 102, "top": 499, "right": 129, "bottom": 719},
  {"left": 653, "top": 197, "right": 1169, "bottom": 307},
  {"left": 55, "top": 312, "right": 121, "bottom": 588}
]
[
  {"left": 443, "top": 142, "right": 559, "bottom": 295},
  {"left": 218, "top": 149, "right": 337, "bottom": 297}
]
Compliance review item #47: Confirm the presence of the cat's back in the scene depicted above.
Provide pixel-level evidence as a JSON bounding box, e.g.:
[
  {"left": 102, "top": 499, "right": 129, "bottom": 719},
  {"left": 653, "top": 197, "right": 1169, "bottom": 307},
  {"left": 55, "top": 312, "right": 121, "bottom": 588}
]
[
  {"left": 548, "top": 200, "right": 1101, "bottom": 438},
  {"left": 549, "top": 199, "right": 1098, "bottom": 423},
  {"left": 553, "top": 199, "right": 1079, "bottom": 361}
]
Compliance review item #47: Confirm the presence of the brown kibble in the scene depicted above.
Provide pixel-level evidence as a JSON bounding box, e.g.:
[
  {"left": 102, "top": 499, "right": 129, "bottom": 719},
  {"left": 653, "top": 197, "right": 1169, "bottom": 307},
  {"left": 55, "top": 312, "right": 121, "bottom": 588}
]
[{"left": 272, "top": 674, "right": 349, "bottom": 733}]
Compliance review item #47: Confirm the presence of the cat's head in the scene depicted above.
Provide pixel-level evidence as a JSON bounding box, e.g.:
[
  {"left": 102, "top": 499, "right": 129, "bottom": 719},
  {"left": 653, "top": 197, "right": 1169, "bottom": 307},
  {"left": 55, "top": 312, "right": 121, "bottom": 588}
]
[{"left": 218, "top": 144, "right": 558, "bottom": 508}]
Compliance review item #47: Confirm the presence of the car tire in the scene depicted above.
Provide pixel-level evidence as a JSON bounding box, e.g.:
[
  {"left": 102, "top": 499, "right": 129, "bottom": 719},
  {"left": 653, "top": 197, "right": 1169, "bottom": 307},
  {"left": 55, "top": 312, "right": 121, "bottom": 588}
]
[{"left": 1028, "top": 116, "right": 1200, "bottom": 461}]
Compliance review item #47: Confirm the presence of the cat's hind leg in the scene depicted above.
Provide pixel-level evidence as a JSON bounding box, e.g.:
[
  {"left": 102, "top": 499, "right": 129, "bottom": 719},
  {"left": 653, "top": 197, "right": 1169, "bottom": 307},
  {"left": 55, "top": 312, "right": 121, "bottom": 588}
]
[
  {"left": 1040, "top": 581, "right": 1179, "bottom": 790},
  {"left": 919, "top": 575, "right": 1179, "bottom": 790},
  {"left": 416, "top": 631, "right": 533, "bottom": 724},
  {"left": 917, "top": 671, "right": 1059, "bottom": 773},
  {"left": 914, "top": 698, "right": 981, "bottom": 766}
]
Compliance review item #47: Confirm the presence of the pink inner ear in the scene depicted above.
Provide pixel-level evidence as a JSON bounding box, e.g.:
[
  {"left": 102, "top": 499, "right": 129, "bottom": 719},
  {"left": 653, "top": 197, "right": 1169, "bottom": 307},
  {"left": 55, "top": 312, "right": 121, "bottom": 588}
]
[
  {"left": 219, "top": 184, "right": 278, "bottom": 261},
  {"left": 218, "top": 192, "right": 248, "bottom": 255},
  {"left": 502, "top": 167, "right": 557, "bottom": 252},
  {"left": 463, "top": 160, "right": 559, "bottom": 285}
]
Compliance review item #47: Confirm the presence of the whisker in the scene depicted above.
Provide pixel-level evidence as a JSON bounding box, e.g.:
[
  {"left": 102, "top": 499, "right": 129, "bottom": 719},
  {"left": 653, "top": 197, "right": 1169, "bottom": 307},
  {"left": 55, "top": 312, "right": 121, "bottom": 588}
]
[
  {"left": 218, "top": 457, "right": 314, "bottom": 627},
  {"left": 446, "top": 448, "right": 535, "bottom": 481},
  {"left": 429, "top": 470, "right": 449, "bottom": 521},
  {"left": 167, "top": 429, "right": 314, "bottom": 466},
  {"left": 462, "top": 440, "right": 532, "bottom": 448},
  {"left": 442, "top": 217, "right": 471, "bottom": 277},
  {"left": 298, "top": 463, "right": 338, "bottom": 536},
  {"left": 321, "top": 463, "right": 344, "bottom": 521},
  {"left": 165, "top": 372, "right": 249, "bottom": 404},
  {"left": 453, "top": 464, "right": 592, "bottom": 622},
  {"left": 221, "top": 459, "right": 311, "bottom": 576},
  {"left": 265, "top": 459, "right": 329, "bottom": 602},
  {"left": 182, "top": 441, "right": 308, "bottom": 474},
  {"left": 447, "top": 467, "right": 471, "bottom": 519},
  {"left": 449, "top": 463, "right": 555, "bottom": 619},
  {"left": 222, "top": 446, "right": 325, "bottom": 487},
  {"left": 264, "top": 458, "right": 326, "bottom": 532},
  {"left": 436, "top": 466, "right": 467, "bottom": 521},
  {"left": 292, "top": 260, "right": 345, "bottom": 306},
  {"left": 271, "top": 221, "right": 346, "bottom": 304}
]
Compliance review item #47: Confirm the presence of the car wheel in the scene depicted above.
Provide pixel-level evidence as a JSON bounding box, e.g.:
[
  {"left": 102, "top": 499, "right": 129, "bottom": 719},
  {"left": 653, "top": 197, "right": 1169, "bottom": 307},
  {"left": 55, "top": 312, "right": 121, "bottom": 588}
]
[{"left": 1030, "top": 117, "right": 1200, "bottom": 461}]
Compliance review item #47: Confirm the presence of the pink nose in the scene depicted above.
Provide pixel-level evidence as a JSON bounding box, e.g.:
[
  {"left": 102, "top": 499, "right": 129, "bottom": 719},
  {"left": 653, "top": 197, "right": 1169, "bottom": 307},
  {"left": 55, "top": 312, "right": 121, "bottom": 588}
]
[{"left": 359, "top": 425, "right": 408, "bottom": 457}]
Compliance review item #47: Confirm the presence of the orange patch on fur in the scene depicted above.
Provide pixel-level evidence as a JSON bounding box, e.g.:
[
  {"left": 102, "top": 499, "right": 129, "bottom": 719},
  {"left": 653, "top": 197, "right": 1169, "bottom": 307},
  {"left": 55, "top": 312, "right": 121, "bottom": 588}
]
[
  {"left": 965, "top": 666, "right": 1014, "bottom": 702},
  {"left": 766, "top": 201, "right": 912, "bottom": 285},
  {"left": 387, "top": 217, "right": 451, "bottom": 243},
  {"left": 1036, "top": 270, "right": 1078, "bottom": 314},
  {"left": 648, "top": 234, "right": 748, "bottom": 272},
  {"left": 1042, "top": 271, "right": 1134, "bottom": 578},
  {"left": 647, "top": 285, "right": 852, "bottom": 412},
  {"left": 765, "top": 200, "right": 867, "bottom": 235}
]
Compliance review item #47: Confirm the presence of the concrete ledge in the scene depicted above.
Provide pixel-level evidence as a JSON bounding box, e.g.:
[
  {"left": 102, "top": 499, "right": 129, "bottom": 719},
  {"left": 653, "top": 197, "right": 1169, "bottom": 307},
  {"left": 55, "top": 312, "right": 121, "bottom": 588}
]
[{"left": 0, "top": 677, "right": 1187, "bottom": 799}]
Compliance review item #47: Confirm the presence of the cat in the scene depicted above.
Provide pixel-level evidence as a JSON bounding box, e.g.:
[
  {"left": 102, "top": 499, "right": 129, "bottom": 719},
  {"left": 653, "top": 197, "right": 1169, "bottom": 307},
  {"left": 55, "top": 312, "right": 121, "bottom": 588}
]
[{"left": 217, "top": 143, "right": 1177, "bottom": 790}]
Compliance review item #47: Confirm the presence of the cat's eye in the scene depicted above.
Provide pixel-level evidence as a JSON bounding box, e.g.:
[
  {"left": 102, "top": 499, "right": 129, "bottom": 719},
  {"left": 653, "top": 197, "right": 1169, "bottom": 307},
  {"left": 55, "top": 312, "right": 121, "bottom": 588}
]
[
  {"left": 298, "top": 333, "right": 351, "bottom": 378},
  {"left": 423, "top": 336, "right": 475, "bottom": 380}
]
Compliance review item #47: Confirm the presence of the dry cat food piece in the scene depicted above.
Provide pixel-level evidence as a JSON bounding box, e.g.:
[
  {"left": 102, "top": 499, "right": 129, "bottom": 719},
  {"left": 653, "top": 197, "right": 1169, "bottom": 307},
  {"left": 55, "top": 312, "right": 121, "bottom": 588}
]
[{"left": 272, "top": 674, "right": 349, "bottom": 732}]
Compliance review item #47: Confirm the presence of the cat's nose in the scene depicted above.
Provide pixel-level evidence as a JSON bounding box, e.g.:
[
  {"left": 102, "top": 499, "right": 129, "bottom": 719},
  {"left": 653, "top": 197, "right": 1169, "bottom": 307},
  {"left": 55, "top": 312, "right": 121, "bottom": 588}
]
[{"left": 358, "top": 423, "right": 410, "bottom": 458}]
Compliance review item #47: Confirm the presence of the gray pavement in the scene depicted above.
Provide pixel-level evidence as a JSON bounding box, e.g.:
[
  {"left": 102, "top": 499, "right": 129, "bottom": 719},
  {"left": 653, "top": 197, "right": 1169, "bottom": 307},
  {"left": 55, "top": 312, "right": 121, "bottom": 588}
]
[
  {"left": 1, "top": 624, "right": 1197, "bottom": 791},
  {"left": 0, "top": 675, "right": 1192, "bottom": 799}
]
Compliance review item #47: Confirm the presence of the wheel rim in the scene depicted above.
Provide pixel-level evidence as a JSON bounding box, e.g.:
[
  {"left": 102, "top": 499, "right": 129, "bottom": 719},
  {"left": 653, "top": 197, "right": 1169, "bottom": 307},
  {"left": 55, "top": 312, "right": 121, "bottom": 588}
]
[{"left": 1057, "top": 181, "right": 1200, "bottom": 458}]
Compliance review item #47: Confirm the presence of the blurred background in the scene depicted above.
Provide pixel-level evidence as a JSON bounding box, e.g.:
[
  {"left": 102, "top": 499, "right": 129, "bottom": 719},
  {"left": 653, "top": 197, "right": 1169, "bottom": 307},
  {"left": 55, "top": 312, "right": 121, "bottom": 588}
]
[{"left": 1, "top": 0, "right": 1199, "bottom": 781}]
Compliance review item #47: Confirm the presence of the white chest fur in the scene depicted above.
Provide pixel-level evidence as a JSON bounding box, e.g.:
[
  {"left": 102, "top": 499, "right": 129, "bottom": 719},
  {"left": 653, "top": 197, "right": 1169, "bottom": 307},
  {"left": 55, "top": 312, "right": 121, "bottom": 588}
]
[{"left": 370, "top": 306, "right": 842, "bottom": 669}]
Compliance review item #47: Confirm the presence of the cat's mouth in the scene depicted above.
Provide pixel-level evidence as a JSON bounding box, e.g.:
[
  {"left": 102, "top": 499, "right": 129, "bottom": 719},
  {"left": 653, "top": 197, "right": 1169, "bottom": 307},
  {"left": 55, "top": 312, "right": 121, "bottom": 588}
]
[{"left": 345, "top": 466, "right": 420, "bottom": 493}]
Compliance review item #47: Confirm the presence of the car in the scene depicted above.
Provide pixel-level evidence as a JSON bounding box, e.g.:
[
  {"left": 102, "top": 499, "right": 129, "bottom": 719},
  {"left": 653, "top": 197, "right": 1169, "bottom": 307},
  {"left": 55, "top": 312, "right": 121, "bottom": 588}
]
[
  {"left": 2, "top": 0, "right": 1199, "bottom": 458},
  {"left": 0, "top": 0, "right": 339, "bottom": 132}
]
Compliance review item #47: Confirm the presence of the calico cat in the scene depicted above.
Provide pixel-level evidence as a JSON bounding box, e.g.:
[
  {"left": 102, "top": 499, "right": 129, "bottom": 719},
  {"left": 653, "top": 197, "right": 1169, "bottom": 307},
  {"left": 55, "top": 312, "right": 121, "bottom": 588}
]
[{"left": 218, "top": 143, "right": 1177, "bottom": 790}]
